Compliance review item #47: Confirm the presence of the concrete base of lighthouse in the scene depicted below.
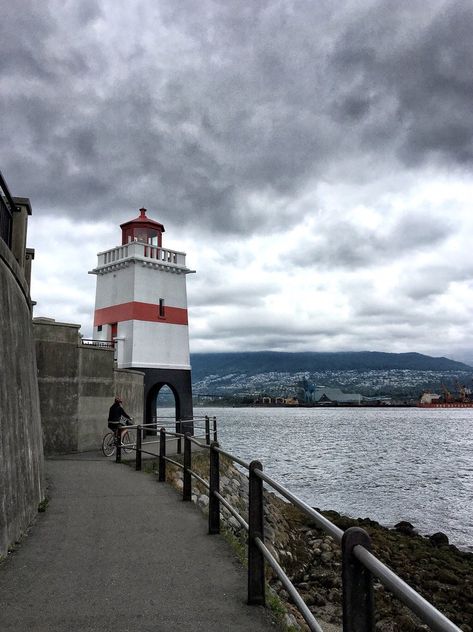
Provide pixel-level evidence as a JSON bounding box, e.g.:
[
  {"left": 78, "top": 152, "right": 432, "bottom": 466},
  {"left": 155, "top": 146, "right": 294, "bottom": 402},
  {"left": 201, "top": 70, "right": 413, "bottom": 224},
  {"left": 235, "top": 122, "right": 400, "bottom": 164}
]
[{"left": 137, "top": 368, "right": 194, "bottom": 434}]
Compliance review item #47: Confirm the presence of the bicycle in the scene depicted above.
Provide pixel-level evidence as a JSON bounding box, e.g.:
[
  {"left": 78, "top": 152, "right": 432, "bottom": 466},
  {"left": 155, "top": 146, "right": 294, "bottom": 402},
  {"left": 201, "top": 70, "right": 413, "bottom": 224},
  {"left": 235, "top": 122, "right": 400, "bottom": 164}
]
[{"left": 102, "top": 418, "right": 134, "bottom": 457}]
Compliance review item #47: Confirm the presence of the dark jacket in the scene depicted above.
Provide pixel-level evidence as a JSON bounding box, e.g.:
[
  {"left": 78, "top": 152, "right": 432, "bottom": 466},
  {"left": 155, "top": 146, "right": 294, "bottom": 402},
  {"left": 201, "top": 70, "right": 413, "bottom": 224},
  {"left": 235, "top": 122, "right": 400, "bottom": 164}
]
[{"left": 108, "top": 402, "right": 131, "bottom": 422}]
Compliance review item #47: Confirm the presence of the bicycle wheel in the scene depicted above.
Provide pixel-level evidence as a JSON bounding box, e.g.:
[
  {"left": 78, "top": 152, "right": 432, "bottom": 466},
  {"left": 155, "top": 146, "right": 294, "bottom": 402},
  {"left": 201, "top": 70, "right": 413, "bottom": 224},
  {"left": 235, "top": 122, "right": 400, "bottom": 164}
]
[
  {"left": 102, "top": 432, "right": 116, "bottom": 457},
  {"left": 121, "top": 429, "right": 134, "bottom": 453}
]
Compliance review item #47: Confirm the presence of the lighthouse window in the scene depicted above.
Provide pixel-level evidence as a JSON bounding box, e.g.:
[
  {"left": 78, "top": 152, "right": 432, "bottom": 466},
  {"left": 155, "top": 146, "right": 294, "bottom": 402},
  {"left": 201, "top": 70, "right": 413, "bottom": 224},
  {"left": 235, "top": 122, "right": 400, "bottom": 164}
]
[
  {"left": 97, "top": 325, "right": 102, "bottom": 332},
  {"left": 159, "top": 298, "right": 165, "bottom": 318}
]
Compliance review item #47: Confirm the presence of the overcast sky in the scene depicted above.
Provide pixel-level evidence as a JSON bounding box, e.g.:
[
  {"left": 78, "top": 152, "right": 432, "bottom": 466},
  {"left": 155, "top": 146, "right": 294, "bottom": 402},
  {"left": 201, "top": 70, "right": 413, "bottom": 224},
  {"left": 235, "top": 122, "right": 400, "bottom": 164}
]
[{"left": 2, "top": 0, "right": 473, "bottom": 362}]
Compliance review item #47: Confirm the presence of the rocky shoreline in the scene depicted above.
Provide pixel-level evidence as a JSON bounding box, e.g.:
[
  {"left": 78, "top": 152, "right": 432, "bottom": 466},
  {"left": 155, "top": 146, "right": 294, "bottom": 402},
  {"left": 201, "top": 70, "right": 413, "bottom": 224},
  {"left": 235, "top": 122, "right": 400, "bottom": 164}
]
[{"left": 161, "top": 451, "right": 472, "bottom": 631}]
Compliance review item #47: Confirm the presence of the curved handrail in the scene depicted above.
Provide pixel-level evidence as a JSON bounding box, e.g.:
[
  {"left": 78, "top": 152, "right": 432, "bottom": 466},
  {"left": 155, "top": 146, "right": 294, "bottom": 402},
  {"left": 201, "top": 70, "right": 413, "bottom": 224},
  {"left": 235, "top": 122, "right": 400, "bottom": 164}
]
[
  {"left": 163, "top": 456, "right": 183, "bottom": 469},
  {"left": 255, "top": 468, "right": 344, "bottom": 543},
  {"left": 214, "top": 446, "right": 250, "bottom": 470},
  {"left": 187, "top": 469, "right": 210, "bottom": 490},
  {"left": 126, "top": 424, "right": 462, "bottom": 632},
  {"left": 214, "top": 492, "right": 249, "bottom": 532},
  {"left": 255, "top": 536, "right": 323, "bottom": 632},
  {"left": 354, "top": 546, "right": 460, "bottom": 632},
  {"left": 187, "top": 435, "right": 209, "bottom": 449}
]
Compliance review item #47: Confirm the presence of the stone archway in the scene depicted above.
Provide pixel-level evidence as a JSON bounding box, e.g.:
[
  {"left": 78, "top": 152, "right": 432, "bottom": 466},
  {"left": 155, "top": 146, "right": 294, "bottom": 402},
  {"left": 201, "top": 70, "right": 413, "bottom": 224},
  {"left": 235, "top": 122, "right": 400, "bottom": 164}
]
[
  {"left": 141, "top": 368, "right": 194, "bottom": 434},
  {"left": 146, "top": 381, "right": 181, "bottom": 426}
]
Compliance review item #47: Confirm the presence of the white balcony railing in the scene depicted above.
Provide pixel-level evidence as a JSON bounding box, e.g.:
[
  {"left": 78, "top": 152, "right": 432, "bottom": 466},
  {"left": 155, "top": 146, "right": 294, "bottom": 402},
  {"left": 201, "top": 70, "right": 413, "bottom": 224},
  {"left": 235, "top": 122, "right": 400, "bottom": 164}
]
[{"left": 97, "top": 240, "right": 186, "bottom": 268}]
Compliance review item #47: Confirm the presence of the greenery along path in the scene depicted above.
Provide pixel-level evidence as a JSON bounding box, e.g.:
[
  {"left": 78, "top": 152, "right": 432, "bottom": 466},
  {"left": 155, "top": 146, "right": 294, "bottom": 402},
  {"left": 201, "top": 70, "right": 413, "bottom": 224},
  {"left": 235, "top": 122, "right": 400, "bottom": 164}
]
[{"left": 0, "top": 453, "right": 274, "bottom": 632}]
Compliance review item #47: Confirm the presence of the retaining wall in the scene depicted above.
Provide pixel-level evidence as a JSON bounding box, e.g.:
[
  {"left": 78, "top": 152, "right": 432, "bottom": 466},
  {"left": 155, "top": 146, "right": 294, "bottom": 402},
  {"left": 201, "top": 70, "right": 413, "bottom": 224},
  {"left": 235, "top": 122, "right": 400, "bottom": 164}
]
[
  {"left": 33, "top": 319, "right": 144, "bottom": 454},
  {"left": 0, "top": 238, "right": 44, "bottom": 557}
]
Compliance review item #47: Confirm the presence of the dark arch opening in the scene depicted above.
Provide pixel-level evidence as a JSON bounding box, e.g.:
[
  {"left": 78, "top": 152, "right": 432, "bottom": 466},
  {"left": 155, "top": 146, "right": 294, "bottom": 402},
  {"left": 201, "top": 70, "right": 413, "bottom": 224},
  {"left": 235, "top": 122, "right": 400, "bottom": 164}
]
[
  {"left": 141, "top": 369, "right": 194, "bottom": 435},
  {"left": 156, "top": 384, "right": 177, "bottom": 419},
  {"left": 146, "top": 382, "right": 181, "bottom": 427}
]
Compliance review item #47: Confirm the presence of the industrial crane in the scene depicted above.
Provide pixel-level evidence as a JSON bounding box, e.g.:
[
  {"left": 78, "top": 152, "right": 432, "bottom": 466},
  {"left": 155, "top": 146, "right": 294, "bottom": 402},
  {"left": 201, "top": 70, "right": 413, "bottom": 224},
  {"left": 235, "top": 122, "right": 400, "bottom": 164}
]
[
  {"left": 455, "top": 379, "right": 472, "bottom": 402},
  {"left": 441, "top": 384, "right": 453, "bottom": 403}
]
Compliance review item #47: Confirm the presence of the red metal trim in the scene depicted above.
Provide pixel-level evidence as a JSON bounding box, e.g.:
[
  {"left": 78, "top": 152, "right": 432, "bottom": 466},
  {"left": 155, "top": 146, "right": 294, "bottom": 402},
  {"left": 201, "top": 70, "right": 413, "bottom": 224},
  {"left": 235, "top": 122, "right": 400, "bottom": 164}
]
[{"left": 94, "top": 302, "right": 188, "bottom": 326}]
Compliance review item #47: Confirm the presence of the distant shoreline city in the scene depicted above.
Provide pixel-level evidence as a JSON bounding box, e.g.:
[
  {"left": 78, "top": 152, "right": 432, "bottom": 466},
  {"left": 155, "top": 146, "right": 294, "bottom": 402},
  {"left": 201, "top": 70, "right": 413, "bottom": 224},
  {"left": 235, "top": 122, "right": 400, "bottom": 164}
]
[{"left": 188, "top": 350, "right": 473, "bottom": 409}]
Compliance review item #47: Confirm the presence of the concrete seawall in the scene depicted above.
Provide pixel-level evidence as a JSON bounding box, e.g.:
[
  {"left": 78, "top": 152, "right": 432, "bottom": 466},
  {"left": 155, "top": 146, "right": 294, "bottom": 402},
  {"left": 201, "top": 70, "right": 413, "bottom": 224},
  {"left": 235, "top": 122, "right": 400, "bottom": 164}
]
[
  {"left": 0, "top": 237, "right": 44, "bottom": 557},
  {"left": 34, "top": 318, "right": 144, "bottom": 454}
]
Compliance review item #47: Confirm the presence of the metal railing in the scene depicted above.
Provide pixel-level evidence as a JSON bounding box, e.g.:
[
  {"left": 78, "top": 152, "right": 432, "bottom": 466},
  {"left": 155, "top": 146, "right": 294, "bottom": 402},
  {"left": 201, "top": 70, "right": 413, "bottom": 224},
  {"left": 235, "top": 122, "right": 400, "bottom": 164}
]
[
  {"left": 113, "top": 416, "right": 216, "bottom": 467},
  {"left": 113, "top": 417, "right": 461, "bottom": 632},
  {"left": 0, "top": 169, "right": 17, "bottom": 248},
  {"left": 80, "top": 338, "right": 115, "bottom": 350}
]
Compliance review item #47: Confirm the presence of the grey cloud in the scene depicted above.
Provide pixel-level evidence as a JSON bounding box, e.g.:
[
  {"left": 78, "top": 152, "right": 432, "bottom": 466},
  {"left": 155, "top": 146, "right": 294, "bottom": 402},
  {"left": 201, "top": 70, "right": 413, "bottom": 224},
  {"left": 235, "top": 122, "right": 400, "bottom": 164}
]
[
  {"left": 389, "top": 215, "right": 449, "bottom": 250},
  {"left": 0, "top": 2, "right": 91, "bottom": 82},
  {"left": 189, "top": 281, "right": 277, "bottom": 307},
  {"left": 2, "top": 0, "right": 470, "bottom": 235},
  {"left": 74, "top": 0, "right": 103, "bottom": 25},
  {"left": 402, "top": 279, "right": 444, "bottom": 301},
  {"left": 400, "top": 263, "right": 473, "bottom": 300},
  {"left": 354, "top": 299, "right": 411, "bottom": 322},
  {"left": 332, "top": 1, "right": 473, "bottom": 167},
  {"left": 190, "top": 291, "right": 473, "bottom": 352},
  {"left": 191, "top": 305, "right": 448, "bottom": 351},
  {"left": 192, "top": 333, "right": 313, "bottom": 353},
  {"left": 351, "top": 293, "right": 469, "bottom": 334},
  {"left": 194, "top": 310, "right": 342, "bottom": 341},
  {"left": 0, "top": 3, "right": 55, "bottom": 79},
  {"left": 289, "top": 212, "right": 452, "bottom": 270}
]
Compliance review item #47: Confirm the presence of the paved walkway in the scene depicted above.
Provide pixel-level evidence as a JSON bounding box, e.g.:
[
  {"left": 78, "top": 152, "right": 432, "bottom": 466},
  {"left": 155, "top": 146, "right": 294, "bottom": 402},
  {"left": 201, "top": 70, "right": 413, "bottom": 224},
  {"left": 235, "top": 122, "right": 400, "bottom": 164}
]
[{"left": 0, "top": 453, "right": 275, "bottom": 632}]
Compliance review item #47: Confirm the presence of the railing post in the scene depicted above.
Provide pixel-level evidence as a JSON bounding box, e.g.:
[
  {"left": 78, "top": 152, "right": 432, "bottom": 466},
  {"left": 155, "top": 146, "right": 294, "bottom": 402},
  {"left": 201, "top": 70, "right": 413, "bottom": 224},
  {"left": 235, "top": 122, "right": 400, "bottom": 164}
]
[
  {"left": 213, "top": 416, "right": 217, "bottom": 442},
  {"left": 208, "top": 442, "right": 220, "bottom": 534},
  {"left": 183, "top": 432, "right": 192, "bottom": 501},
  {"left": 248, "top": 460, "right": 265, "bottom": 606},
  {"left": 205, "top": 415, "right": 210, "bottom": 445},
  {"left": 135, "top": 425, "right": 142, "bottom": 471},
  {"left": 176, "top": 420, "right": 182, "bottom": 454},
  {"left": 342, "top": 527, "right": 374, "bottom": 632},
  {"left": 159, "top": 427, "right": 166, "bottom": 482},
  {"left": 115, "top": 432, "right": 121, "bottom": 464}
]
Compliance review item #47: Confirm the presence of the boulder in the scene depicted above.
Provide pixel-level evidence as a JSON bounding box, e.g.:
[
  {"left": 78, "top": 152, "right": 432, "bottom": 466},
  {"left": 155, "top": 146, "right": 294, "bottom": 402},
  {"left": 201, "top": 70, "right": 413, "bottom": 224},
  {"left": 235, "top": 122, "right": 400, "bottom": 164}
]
[
  {"left": 394, "top": 521, "right": 416, "bottom": 535},
  {"left": 429, "top": 532, "right": 449, "bottom": 547}
]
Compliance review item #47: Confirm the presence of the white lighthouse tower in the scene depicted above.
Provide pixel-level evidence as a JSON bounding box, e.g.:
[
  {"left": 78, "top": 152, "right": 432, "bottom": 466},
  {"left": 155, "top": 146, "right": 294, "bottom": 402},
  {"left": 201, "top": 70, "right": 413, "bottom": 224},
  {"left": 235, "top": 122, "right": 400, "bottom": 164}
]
[{"left": 90, "top": 208, "right": 194, "bottom": 424}]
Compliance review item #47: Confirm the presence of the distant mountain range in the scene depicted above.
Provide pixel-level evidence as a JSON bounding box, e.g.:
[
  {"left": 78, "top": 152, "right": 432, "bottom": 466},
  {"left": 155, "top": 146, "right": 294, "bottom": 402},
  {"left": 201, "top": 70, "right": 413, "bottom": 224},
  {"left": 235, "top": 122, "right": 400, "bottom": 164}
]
[
  {"left": 190, "top": 351, "right": 471, "bottom": 380},
  {"left": 190, "top": 351, "right": 473, "bottom": 399}
]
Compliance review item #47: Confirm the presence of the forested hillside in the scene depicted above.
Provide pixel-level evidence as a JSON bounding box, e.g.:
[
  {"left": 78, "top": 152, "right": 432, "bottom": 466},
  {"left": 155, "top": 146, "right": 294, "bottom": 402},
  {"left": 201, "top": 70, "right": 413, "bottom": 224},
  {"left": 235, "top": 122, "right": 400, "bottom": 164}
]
[{"left": 190, "top": 351, "right": 470, "bottom": 381}]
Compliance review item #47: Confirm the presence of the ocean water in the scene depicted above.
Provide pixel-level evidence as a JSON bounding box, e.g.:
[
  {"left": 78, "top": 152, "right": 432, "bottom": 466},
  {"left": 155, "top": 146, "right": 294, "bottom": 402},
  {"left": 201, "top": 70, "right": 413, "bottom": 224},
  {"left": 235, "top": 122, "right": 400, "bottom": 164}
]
[{"left": 161, "top": 406, "right": 473, "bottom": 550}]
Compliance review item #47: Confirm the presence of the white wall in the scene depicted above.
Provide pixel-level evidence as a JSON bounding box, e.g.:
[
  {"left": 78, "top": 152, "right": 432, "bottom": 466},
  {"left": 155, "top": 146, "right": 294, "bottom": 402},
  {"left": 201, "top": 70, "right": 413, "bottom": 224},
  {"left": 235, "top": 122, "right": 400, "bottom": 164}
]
[
  {"left": 92, "top": 251, "right": 191, "bottom": 370},
  {"left": 115, "top": 319, "right": 190, "bottom": 369},
  {"left": 94, "top": 262, "right": 189, "bottom": 311},
  {"left": 132, "top": 265, "right": 188, "bottom": 308}
]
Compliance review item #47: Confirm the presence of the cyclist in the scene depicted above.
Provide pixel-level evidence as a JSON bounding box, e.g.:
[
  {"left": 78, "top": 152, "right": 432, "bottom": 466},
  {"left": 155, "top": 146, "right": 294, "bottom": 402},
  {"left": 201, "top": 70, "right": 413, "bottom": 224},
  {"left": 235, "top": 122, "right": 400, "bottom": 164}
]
[{"left": 108, "top": 396, "right": 133, "bottom": 443}]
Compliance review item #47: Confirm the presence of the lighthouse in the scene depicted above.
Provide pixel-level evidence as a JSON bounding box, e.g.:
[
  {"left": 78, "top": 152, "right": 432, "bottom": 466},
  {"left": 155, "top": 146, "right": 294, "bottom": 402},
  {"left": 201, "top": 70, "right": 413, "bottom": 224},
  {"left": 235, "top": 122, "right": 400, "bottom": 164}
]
[{"left": 90, "top": 208, "right": 194, "bottom": 425}]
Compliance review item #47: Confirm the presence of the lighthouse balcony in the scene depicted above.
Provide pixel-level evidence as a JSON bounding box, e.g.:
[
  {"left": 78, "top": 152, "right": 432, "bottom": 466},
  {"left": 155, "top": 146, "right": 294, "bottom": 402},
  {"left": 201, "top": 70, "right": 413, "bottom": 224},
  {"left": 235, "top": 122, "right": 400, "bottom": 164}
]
[{"left": 93, "top": 241, "right": 189, "bottom": 273}]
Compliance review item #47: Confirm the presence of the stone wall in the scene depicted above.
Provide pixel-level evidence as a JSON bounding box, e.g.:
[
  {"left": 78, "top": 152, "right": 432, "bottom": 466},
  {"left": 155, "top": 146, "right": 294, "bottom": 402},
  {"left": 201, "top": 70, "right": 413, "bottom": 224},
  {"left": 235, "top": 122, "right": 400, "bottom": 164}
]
[
  {"left": 0, "top": 237, "right": 44, "bottom": 557},
  {"left": 33, "top": 318, "right": 144, "bottom": 454},
  {"left": 34, "top": 319, "right": 81, "bottom": 453}
]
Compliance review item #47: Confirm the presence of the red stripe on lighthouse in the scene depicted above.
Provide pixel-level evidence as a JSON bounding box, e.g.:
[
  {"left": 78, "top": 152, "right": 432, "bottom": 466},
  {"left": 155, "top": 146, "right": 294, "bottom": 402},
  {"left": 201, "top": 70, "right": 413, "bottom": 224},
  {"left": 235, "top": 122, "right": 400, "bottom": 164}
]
[{"left": 94, "top": 302, "right": 188, "bottom": 326}]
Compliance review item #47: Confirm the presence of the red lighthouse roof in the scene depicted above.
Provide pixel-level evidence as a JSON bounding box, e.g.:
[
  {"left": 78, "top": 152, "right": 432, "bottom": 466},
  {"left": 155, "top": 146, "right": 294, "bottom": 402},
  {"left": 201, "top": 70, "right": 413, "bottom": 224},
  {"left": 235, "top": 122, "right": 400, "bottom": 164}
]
[{"left": 120, "top": 208, "right": 165, "bottom": 246}]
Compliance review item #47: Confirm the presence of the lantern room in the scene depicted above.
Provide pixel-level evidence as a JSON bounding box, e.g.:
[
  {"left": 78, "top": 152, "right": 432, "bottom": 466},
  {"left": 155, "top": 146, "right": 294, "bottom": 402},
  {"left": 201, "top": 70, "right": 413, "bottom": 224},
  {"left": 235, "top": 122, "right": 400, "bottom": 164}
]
[{"left": 120, "top": 207, "right": 165, "bottom": 246}]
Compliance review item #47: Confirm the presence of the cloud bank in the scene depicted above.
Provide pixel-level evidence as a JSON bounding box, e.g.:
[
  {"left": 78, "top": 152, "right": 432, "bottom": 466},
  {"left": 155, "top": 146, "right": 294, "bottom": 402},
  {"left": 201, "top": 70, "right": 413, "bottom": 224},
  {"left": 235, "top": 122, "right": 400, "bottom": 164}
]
[{"left": 2, "top": 0, "right": 473, "bottom": 360}]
